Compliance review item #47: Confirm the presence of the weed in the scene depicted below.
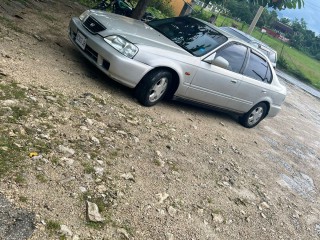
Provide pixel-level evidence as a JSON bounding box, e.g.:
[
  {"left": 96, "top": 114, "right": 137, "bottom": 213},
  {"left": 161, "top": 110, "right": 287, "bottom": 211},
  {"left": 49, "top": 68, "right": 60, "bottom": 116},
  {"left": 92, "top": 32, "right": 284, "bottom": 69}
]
[
  {"left": 86, "top": 221, "right": 106, "bottom": 229},
  {"left": 46, "top": 219, "right": 60, "bottom": 233},
  {"left": 51, "top": 157, "right": 59, "bottom": 165},
  {"left": 95, "top": 196, "right": 106, "bottom": 212},
  {"left": 109, "top": 150, "right": 119, "bottom": 159},
  {"left": 0, "top": 82, "right": 26, "bottom": 100},
  {"left": 212, "top": 209, "right": 222, "bottom": 214},
  {"left": 169, "top": 162, "right": 179, "bottom": 172},
  {"left": 153, "top": 159, "right": 162, "bottom": 166},
  {"left": 77, "top": 0, "right": 99, "bottom": 8},
  {"left": 15, "top": 173, "right": 26, "bottom": 184},
  {"left": 0, "top": 134, "right": 25, "bottom": 177},
  {"left": 82, "top": 162, "right": 95, "bottom": 174},
  {"left": 122, "top": 220, "right": 134, "bottom": 236},
  {"left": 36, "top": 173, "right": 47, "bottom": 183},
  {"left": 38, "top": 110, "right": 48, "bottom": 118},
  {"left": 8, "top": 106, "right": 28, "bottom": 123},
  {"left": 19, "top": 196, "right": 28, "bottom": 202}
]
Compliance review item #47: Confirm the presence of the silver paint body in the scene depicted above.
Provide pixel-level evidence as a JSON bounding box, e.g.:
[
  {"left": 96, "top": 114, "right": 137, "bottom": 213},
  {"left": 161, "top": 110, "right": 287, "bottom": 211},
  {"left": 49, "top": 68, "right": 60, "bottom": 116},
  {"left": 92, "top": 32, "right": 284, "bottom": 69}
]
[{"left": 69, "top": 11, "right": 286, "bottom": 117}]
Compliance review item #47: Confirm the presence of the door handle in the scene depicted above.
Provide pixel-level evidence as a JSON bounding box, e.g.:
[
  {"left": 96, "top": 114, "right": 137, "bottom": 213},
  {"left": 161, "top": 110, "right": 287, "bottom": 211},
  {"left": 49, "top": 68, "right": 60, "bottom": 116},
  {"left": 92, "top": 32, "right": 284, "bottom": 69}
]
[
  {"left": 231, "top": 79, "right": 238, "bottom": 83},
  {"left": 262, "top": 90, "right": 267, "bottom": 93}
]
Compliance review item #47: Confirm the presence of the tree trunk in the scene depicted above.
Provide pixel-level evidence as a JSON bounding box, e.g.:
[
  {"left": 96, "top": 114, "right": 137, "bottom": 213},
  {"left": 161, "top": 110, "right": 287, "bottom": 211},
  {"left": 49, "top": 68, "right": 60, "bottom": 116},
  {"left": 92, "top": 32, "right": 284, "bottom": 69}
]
[
  {"left": 131, "top": 0, "right": 151, "bottom": 20},
  {"left": 247, "top": 6, "right": 264, "bottom": 34}
]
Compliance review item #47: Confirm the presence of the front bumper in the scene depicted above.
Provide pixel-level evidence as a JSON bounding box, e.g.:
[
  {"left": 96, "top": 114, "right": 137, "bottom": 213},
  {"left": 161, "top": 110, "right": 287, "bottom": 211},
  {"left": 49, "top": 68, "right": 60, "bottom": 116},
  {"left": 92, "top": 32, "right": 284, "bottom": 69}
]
[{"left": 68, "top": 17, "right": 152, "bottom": 88}]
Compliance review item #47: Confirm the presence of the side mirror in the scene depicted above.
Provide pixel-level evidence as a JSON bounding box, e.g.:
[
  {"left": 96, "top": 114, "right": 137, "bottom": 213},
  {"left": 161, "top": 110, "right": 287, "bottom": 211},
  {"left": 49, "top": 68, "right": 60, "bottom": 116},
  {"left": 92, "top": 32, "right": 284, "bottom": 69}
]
[{"left": 211, "top": 56, "right": 230, "bottom": 69}]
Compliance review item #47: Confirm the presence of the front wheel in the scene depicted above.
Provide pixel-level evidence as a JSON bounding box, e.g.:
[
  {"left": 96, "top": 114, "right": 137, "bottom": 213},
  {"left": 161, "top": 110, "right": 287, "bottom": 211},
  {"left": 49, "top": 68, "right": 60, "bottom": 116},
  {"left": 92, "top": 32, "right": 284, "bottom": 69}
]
[
  {"left": 240, "top": 102, "right": 268, "bottom": 128},
  {"left": 135, "top": 70, "right": 172, "bottom": 107}
]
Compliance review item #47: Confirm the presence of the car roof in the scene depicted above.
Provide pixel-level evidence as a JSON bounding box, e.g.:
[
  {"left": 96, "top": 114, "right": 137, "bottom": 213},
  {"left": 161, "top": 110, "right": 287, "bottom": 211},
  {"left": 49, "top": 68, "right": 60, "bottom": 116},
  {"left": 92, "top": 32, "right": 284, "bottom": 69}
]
[{"left": 219, "top": 26, "right": 277, "bottom": 55}]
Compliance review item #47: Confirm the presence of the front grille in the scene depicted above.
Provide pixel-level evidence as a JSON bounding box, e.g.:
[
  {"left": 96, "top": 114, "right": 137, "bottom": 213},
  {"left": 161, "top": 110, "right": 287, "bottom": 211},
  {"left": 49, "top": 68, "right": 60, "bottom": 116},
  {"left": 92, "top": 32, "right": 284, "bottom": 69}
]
[{"left": 83, "top": 16, "right": 106, "bottom": 33}]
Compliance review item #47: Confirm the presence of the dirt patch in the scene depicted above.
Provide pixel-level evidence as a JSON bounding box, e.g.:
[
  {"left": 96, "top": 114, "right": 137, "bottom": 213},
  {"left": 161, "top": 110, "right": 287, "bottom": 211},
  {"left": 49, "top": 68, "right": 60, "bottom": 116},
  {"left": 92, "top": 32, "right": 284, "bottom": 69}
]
[{"left": 0, "top": 1, "right": 320, "bottom": 239}]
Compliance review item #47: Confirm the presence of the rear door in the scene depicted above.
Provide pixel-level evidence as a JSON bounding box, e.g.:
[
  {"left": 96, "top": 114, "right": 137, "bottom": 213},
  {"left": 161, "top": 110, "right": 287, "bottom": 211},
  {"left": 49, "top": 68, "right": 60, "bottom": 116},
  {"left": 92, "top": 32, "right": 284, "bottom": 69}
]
[{"left": 229, "top": 49, "right": 274, "bottom": 112}]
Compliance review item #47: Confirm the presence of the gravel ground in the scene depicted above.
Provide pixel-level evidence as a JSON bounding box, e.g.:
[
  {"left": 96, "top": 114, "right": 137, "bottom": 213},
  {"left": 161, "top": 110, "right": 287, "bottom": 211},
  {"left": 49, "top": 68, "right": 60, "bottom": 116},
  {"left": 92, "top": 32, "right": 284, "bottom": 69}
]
[{"left": 0, "top": 1, "right": 319, "bottom": 240}]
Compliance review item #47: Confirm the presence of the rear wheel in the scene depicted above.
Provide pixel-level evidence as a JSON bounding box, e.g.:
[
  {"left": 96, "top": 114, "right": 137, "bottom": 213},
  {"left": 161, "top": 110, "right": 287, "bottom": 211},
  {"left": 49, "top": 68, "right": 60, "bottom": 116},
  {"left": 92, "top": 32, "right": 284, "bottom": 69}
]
[
  {"left": 135, "top": 70, "right": 172, "bottom": 106},
  {"left": 240, "top": 102, "right": 267, "bottom": 128}
]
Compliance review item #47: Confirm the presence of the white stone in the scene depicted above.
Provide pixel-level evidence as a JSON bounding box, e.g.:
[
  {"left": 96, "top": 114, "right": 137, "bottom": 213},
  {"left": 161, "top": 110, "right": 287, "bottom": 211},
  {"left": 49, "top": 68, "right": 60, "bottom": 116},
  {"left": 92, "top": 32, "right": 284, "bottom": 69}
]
[
  {"left": 62, "top": 157, "right": 74, "bottom": 166},
  {"left": 156, "top": 192, "right": 169, "bottom": 204},
  {"left": 168, "top": 206, "right": 177, "bottom": 217},
  {"left": 60, "top": 225, "right": 73, "bottom": 236},
  {"left": 96, "top": 185, "right": 107, "bottom": 193},
  {"left": 94, "top": 167, "right": 104, "bottom": 176},
  {"left": 118, "top": 228, "right": 130, "bottom": 239},
  {"left": 86, "top": 201, "right": 105, "bottom": 222},
  {"left": 212, "top": 213, "right": 224, "bottom": 223},
  {"left": 58, "top": 145, "right": 75, "bottom": 156},
  {"left": 2, "top": 99, "right": 18, "bottom": 106},
  {"left": 86, "top": 118, "right": 94, "bottom": 125},
  {"left": 121, "top": 172, "right": 135, "bottom": 181},
  {"left": 91, "top": 136, "right": 100, "bottom": 144}
]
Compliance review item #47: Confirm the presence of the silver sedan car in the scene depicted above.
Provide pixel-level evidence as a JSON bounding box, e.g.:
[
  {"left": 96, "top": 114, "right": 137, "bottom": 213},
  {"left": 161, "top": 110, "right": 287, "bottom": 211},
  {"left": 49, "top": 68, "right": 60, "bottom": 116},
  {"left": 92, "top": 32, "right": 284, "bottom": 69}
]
[{"left": 69, "top": 10, "right": 286, "bottom": 128}]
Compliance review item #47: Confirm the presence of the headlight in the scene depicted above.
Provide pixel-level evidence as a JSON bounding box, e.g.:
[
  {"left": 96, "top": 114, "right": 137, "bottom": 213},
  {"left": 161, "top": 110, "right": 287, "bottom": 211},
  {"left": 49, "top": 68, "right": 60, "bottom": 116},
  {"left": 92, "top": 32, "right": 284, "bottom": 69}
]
[
  {"left": 79, "top": 10, "right": 91, "bottom": 22},
  {"left": 104, "top": 35, "right": 138, "bottom": 58}
]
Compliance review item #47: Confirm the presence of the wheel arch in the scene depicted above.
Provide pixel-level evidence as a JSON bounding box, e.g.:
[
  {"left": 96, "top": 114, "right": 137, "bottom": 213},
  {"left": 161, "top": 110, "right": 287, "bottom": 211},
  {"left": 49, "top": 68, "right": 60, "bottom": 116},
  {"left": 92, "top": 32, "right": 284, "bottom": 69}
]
[
  {"left": 260, "top": 100, "right": 271, "bottom": 117},
  {"left": 136, "top": 66, "right": 180, "bottom": 99}
]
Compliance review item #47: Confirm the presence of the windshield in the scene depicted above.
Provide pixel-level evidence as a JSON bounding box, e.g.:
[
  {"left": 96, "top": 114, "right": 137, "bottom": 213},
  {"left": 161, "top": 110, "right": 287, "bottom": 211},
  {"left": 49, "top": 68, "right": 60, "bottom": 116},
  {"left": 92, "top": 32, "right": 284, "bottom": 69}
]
[{"left": 148, "top": 17, "right": 227, "bottom": 56}]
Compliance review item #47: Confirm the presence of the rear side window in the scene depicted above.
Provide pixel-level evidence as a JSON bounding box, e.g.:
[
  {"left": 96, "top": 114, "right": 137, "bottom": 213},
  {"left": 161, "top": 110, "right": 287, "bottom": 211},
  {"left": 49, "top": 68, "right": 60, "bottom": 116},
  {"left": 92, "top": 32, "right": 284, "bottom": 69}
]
[
  {"left": 215, "top": 43, "right": 247, "bottom": 73},
  {"left": 243, "top": 51, "right": 272, "bottom": 83}
]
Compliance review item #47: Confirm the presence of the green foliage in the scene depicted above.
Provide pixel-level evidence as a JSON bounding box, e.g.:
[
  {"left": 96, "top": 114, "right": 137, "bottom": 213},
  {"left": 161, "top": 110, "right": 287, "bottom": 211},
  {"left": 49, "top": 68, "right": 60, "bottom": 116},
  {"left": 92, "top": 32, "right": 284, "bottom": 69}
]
[
  {"left": 191, "top": 6, "right": 212, "bottom": 22},
  {"left": 77, "top": 0, "right": 99, "bottom": 8},
  {"left": 249, "top": 0, "right": 304, "bottom": 10},
  {"left": 149, "top": 0, "right": 174, "bottom": 17},
  {"left": 277, "top": 55, "right": 288, "bottom": 68},
  {"left": 315, "top": 53, "right": 320, "bottom": 61},
  {"left": 46, "top": 220, "right": 60, "bottom": 232}
]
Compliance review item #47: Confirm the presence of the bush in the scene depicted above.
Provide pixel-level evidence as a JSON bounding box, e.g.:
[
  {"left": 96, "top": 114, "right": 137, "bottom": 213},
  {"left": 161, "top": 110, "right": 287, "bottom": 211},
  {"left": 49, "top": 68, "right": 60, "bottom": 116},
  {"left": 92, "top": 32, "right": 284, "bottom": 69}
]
[
  {"left": 277, "top": 55, "right": 288, "bottom": 69},
  {"left": 149, "top": 0, "right": 174, "bottom": 17},
  {"left": 315, "top": 53, "right": 320, "bottom": 61},
  {"left": 191, "top": 6, "right": 212, "bottom": 22}
]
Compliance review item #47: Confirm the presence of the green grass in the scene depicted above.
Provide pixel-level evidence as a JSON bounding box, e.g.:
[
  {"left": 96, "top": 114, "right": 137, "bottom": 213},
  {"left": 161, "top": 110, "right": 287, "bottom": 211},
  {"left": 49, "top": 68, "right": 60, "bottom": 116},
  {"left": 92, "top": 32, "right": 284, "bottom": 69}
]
[
  {"left": 0, "top": 134, "right": 26, "bottom": 177},
  {"left": 0, "top": 82, "right": 26, "bottom": 100}
]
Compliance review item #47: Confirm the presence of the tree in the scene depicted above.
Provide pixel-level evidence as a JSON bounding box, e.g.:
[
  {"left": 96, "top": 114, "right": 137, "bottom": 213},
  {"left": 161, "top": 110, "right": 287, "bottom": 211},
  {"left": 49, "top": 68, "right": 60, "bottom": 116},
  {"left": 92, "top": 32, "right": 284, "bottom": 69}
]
[
  {"left": 279, "top": 17, "right": 291, "bottom": 25},
  {"left": 131, "top": 0, "right": 152, "bottom": 20},
  {"left": 131, "top": 0, "right": 304, "bottom": 20},
  {"left": 249, "top": 0, "right": 304, "bottom": 9},
  {"left": 247, "top": 0, "right": 304, "bottom": 34}
]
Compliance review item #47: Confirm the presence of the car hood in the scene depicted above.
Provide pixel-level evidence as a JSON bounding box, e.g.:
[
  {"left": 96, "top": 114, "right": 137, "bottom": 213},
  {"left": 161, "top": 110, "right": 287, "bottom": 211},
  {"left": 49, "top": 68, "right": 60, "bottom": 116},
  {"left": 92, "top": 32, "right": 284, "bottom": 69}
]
[{"left": 90, "top": 11, "right": 191, "bottom": 55}]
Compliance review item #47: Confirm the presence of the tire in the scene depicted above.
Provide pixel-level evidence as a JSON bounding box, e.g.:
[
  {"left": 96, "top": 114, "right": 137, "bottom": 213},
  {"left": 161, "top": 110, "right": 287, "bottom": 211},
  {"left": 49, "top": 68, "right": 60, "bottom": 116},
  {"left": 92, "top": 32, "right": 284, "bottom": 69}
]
[
  {"left": 240, "top": 102, "right": 268, "bottom": 128},
  {"left": 135, "top": 70, "right": 172, "bottom": 106}
]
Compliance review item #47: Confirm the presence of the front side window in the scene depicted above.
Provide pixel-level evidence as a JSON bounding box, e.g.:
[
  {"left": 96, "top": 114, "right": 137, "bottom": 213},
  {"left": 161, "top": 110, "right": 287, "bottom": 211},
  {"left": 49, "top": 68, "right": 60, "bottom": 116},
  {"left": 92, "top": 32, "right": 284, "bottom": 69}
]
[
  {"left": 243, "top": 51, "right": 272, "bottom": 83},
  {"left": 214, "top": 43, "right": 247, "bottom": 73},
  {"left": 148, "top": 17, "right": 228, "bottom": 56}
]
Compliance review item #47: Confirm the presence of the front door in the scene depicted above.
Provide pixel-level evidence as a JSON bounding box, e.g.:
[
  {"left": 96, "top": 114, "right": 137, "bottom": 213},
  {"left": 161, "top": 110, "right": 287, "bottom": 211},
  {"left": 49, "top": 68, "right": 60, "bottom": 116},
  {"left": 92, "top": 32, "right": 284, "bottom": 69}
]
[{"left": 186, "top": 42, "right": 248, "bottom": 110}]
